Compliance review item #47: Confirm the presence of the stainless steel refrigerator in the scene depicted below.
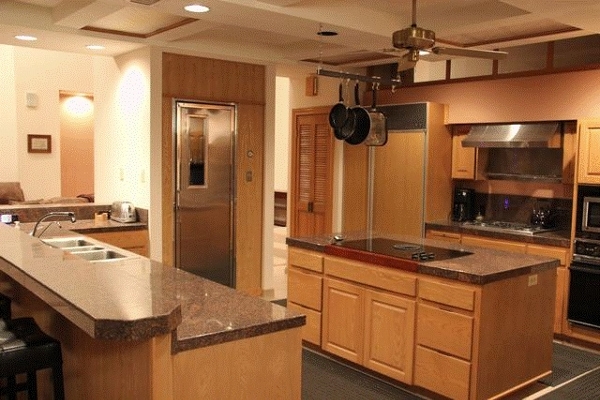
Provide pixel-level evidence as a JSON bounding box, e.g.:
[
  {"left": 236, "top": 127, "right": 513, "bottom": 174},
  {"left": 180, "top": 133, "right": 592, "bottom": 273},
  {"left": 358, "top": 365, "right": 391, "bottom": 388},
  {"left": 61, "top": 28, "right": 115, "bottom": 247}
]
[{"left": 174, "top": 101, "right": 236, "bottom": 287}]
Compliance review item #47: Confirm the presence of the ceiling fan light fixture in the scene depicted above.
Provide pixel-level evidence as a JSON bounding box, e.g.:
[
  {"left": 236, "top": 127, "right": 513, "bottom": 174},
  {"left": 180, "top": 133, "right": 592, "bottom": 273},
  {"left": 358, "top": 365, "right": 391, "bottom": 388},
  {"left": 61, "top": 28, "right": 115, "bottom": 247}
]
[{"left": 393, "top": 26, "right": 435, "bottom": 50}]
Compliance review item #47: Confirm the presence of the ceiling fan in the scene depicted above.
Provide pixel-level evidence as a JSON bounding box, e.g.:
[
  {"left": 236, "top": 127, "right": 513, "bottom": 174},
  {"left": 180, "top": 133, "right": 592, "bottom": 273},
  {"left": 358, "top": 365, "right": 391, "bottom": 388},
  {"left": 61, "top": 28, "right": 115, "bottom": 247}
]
[{"left": 387, "top": 0, "right": 508, "bottom": 70}]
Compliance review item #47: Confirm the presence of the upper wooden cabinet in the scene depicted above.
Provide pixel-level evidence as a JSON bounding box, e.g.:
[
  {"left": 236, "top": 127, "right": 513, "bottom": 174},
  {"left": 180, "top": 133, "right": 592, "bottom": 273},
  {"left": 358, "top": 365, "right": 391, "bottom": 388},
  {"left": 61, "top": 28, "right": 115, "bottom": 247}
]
[
  {"left": 452, "top": 134, "right": 476, "bottom": 179},
  {"left": 577, "top": 119, "right": 600, "bottom": 184},
  {"left": 450, "top": 125, "right": 488, "bottom": 180}
]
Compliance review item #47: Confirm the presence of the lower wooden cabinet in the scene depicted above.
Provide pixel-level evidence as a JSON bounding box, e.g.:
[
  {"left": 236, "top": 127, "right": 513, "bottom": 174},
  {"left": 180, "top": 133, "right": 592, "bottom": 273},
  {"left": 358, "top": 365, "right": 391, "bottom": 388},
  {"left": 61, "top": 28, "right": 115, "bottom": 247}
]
[
  {"left": 84, "top": 229, "right": 149, "bottom": 257},
  {"left": 427, "top": 229, "right": 569, "bottom": 336},
  {"left": 322, "top": 278, "right": 364, "bottom": 363},
  {"left": 364, "top": 289, "right": 415, "bottom": 383},
  {"left": 287, "top": 248, "right": 324, "bottom": 346},
  {"left": 322, "top": 277, "right": 416, "bottom": 384},
  {"left": 414, "top": 345, "right": 471, "bottom": 400}
]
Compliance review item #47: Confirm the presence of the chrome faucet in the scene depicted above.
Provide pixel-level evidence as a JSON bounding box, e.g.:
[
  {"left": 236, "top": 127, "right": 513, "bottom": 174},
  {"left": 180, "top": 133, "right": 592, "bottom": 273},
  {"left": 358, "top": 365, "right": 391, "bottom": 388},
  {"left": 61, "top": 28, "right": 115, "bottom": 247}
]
[{"left": 30, "top": 212, "right": 76, "bottom": 238}]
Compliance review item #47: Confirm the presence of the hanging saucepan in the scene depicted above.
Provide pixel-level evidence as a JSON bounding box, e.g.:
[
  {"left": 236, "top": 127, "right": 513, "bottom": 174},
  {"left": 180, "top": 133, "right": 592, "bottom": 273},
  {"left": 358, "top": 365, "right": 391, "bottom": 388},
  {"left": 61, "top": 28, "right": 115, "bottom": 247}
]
[
  {"left": 345, "top": 82, "right": 370, "bottom": 145},
  {"left": 363, "top": 85, "right": 388, "bottom": 146},
  {"left": 329, "top": 81, "right": 355, "bottom": 140}
]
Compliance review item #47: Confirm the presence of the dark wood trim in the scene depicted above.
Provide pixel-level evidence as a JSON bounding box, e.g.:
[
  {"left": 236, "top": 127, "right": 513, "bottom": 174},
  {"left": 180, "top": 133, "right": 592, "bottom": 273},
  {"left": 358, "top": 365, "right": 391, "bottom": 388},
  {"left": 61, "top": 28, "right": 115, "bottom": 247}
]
[{"left": 82, "top": 18, "right": 197, "bottom": 39}]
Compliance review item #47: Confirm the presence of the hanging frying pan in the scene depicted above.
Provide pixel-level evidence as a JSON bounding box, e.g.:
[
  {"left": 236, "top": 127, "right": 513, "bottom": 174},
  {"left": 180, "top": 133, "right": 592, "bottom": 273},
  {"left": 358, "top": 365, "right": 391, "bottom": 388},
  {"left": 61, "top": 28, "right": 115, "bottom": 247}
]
[
  {"left": 329, "top": 81, "right": 355, "bottom": 140},
  {"left": 345, "top": 83, "right": 370, "bottom": 145}
]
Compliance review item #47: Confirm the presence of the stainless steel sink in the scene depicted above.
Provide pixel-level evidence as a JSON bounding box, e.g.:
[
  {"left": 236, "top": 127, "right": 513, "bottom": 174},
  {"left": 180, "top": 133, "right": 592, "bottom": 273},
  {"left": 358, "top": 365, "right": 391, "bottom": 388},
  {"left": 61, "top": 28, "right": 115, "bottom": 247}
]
[
  {"left": 42, "top": 237, "right": 136, "bottom": 263},
  {"left": 72, "top": 249, "right": 128, "bottom": 262},
  {"left": 42, "top": 237, "right": 95, "bottom": 248}
]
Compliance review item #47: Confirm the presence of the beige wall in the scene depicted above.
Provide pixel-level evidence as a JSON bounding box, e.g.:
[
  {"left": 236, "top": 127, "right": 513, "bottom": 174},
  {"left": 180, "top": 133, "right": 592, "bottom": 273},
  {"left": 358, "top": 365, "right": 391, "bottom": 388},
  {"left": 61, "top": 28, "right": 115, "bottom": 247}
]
[
  {"left": 379, "top": 69, "right": 600, "bottom": 123},
  {"left": 0, "top": 46, "right": 18, "bottom": 182}
]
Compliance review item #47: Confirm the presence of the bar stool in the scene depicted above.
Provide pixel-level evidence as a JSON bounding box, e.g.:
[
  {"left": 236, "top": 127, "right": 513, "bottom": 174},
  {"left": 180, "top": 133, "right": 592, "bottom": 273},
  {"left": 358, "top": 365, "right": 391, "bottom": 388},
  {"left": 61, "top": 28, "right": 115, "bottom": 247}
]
[{"left": 0, "top": 294, "right": 65, "bottom": 400}]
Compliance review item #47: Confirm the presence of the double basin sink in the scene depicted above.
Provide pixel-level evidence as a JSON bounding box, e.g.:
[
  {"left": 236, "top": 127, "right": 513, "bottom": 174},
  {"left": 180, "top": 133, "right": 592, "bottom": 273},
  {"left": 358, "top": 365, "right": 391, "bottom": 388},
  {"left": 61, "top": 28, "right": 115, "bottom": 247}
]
[{"left": 42, "top": 237, "right": 135, "bottom": 263}]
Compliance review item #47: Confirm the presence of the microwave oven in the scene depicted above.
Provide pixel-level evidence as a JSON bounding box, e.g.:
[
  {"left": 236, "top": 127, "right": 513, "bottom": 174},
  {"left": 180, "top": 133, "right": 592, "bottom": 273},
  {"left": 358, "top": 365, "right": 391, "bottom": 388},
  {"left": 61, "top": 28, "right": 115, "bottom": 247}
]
[{"left": 582, "top": 196, "right": 600, "bottom": 233}]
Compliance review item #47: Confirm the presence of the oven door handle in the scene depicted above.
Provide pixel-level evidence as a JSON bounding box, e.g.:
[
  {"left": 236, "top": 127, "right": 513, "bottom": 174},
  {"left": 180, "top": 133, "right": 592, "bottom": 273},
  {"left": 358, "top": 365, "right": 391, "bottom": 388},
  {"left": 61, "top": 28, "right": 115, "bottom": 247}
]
[{"left": 570, "top": 263, "right": 600, "bottom": 274}]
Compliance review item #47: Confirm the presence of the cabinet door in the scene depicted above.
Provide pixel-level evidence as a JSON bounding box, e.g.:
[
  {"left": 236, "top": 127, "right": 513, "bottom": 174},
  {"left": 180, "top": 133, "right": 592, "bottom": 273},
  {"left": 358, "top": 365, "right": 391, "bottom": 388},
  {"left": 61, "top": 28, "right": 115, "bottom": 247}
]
[
  {"left": 321, "top": 278, "right": 364, "bottom": 364},
  {"left": 578, "top": 120, "right": 600, "bottom": 184},
  {"left": 85, "top": 230, "right": 149, "bottom": 257},
  {"left": 451, "top": 134, "right": 476, "bottom": 179},
  {"left": 364, "top": 289, "right": 415, "bottom": 384}
]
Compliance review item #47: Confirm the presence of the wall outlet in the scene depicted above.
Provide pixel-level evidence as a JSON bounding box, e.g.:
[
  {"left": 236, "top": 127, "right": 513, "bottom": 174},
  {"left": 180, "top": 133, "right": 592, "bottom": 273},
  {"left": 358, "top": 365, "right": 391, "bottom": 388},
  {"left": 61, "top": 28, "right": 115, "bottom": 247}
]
[{"left": 528, "top": 274, "right": 538, "bottom": 287}]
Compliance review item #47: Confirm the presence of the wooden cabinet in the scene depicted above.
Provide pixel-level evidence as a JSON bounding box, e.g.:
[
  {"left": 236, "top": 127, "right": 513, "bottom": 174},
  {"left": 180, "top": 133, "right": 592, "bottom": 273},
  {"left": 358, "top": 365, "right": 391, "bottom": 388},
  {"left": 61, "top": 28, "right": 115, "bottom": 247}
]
[
  {"left": 527, "top": 244, "right": 568, "bottom": 334},
  {"left": 322, "top": 256, "right": 417, "bottom": 384},
  {"left": 452, "top": 133, "right": 476, "bottom": 179},
  {"left": 577, "top": 119, "right": 600, "bottom": 184},
  {"left": 461, "top": 234, "right": 527, "bottom": 253},
  {"left": 364, "top": 290, "right": 415, "bottom": 383},
  {"left": 425, "top": 229, "right": 461, "bottom": 243},
  {"left": 450, "top": 124, "right": 487, "bottom": 181},
  {"left": 287, "top": 248, "right": 324, "bottom": 345},
  {"left": 433, "top": 229, "right": 568, "bottom": 336},
  {"left": 322, "top": 277, "right": 364, "bottom": 363},
  {"left": 292, "top": 243, "right": 556, "bottom": 400},
  {"left": 85, "top": 229, "right": 149, "bottom": 257},
  {"left": 414, "top": 278, "right": 476, "bottom": 400}
]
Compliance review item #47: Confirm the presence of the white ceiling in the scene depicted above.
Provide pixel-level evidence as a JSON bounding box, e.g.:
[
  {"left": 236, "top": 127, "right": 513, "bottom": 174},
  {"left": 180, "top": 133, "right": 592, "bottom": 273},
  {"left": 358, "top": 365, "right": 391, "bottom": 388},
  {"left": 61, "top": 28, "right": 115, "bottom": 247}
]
[{"left": 1, "top": 0, "right": 599, "bottom": 67}]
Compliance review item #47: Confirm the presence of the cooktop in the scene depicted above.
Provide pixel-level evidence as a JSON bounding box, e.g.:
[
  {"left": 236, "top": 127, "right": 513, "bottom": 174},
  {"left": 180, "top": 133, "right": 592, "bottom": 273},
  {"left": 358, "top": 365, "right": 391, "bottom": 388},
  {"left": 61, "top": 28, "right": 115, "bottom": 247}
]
[{"left": 331, "top": 237, "right": 472, "bottom": 262}]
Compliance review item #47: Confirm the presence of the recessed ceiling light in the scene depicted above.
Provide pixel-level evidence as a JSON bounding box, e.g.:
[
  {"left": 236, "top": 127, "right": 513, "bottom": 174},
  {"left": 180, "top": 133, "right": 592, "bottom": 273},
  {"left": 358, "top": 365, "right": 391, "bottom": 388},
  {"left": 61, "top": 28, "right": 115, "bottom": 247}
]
[
  {"left": 15, "top": 35, "right": 37, "bottom": 41},
  {"left": 184, "top": 4, "right": 210, "bottom": 13},
  {"left": 86, "top": 45, "right": 105, "bottom": 50}
]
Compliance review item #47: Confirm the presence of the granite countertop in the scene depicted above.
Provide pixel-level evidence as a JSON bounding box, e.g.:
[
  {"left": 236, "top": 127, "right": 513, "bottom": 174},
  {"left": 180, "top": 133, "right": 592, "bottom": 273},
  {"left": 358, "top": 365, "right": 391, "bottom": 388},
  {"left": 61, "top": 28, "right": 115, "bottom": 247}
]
[
  {"left": 0, "top": 224, "right": 304, "bottom": 353},
  {"left": 287, "top": 232, "right": 560, "bottom": 285},
  {"left": 425, "top": 220, "right": 571, "bottom": 248}
]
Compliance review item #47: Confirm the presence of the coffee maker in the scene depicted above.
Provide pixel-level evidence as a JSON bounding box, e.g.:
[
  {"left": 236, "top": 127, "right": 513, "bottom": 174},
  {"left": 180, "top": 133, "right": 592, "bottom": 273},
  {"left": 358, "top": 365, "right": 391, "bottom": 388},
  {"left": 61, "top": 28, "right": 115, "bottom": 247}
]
[{"left": 452, "top": 188, "right": 475, "bottom": 222}]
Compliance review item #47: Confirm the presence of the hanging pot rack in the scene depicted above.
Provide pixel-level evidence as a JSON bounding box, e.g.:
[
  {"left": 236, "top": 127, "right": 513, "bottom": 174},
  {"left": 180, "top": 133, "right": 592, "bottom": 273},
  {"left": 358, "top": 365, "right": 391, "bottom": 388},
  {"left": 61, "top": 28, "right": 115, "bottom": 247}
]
[{"left": 316, "top": 67, "right": 401, "bottom": 88}]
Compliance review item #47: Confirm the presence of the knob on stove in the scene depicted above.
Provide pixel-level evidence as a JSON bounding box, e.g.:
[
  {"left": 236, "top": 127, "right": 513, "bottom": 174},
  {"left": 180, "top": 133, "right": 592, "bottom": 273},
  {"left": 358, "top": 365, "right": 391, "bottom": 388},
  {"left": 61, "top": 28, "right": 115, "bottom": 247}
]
[{"left": 411, "top": 252, "right": 435, "bottom": 261}]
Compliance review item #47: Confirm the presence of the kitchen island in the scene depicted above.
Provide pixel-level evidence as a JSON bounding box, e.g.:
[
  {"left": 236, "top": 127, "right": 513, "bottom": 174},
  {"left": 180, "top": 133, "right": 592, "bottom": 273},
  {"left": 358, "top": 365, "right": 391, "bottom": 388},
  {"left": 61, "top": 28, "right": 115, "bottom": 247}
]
[
  {"left": 0, "top": 223, "right": 304, "bottom": 399},
  {"left": 287, "top": 233, "right": 559, "bottom": 400}
]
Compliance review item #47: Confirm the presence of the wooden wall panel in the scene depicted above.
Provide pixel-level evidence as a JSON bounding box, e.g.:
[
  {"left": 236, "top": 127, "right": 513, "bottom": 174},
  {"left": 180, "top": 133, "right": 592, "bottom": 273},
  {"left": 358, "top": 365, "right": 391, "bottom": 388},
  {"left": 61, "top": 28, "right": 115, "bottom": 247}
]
[
  {"left": 236, "top": 103, "right": 264, "bottom": 295},
  {"left": 162, "top": 53, "right": 265, "bottom": 295}
]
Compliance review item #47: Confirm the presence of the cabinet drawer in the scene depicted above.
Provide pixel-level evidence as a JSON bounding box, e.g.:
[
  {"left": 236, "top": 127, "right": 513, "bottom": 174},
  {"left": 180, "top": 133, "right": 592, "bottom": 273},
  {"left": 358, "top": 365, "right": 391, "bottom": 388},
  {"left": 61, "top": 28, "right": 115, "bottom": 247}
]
[
  {"left": 417, "top": 303, "right": 473, "bottom": 360},
  {"left": 288, "top": 248, "right": 323, "bottom": 273},
  {"left": 286, "top": 302, "right": 321, "bottom": 346},
  {"left": 527, "top": 244, "right": 568, "bottom": 266},
  {"left": 414, "top": 345, "right": 470, "bottom": 400},
  {"left": 462, "top": 235, "right": 527, "bottom": 253},
  {"left": 324, "top": 256, "right": 416, "bottom": 297},
  {"left": 419, "top": 278, "right": 476, "bottom": 311},
  {"left": 287, "top": 268, "right": 322, "bottom": 311},
  {"left": 425, "top": 230, "right": 461, "bottom": 243}
]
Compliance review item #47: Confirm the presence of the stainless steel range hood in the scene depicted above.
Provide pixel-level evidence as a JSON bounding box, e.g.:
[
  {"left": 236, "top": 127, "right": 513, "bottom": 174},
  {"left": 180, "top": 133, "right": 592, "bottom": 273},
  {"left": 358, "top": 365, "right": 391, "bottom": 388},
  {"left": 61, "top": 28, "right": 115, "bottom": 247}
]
[{"left": 462, "top": 122, "right": 561, "bottom": 148}]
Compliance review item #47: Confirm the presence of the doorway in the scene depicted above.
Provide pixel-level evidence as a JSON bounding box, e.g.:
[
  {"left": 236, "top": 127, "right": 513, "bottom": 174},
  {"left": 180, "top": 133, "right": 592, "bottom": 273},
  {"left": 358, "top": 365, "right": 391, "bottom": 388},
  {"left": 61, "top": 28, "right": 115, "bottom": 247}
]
[{"left": 59, "top": 92, "right": 94, "bottom": 198}]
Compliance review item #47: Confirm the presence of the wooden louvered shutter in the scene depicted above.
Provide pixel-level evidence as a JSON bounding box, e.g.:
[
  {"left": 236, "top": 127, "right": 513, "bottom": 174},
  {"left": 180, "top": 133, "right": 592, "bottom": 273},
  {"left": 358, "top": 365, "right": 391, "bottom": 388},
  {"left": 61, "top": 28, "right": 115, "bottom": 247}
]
[{"left": 291, "top": 109, "right": 334, "bottom": 237}]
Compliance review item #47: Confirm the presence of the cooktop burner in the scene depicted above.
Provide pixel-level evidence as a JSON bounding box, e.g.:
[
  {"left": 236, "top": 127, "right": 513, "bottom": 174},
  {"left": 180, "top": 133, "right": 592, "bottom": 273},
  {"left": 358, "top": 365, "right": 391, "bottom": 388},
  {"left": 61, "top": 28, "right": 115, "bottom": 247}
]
[
  {"left": 333, "top": 238, "right": 472, "bottom": 262},
  {"left": 461, "top": 220, "right": 558, "bottom": 235}
]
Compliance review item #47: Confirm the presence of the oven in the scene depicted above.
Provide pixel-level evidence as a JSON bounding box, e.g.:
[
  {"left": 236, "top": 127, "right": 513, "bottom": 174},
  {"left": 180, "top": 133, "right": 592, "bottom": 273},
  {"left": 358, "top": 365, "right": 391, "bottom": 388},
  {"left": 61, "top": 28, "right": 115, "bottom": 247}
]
[{"left": 568, "top": 238, "right": 600, "bottom": 329}]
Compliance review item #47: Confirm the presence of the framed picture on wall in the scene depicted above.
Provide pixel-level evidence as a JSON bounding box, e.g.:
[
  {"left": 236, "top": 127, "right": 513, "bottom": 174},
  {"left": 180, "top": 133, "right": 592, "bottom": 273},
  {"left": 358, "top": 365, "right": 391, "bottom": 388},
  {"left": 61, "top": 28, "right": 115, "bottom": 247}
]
[{"left": 27, "top": 134, "right": 51, "bottom": 153}]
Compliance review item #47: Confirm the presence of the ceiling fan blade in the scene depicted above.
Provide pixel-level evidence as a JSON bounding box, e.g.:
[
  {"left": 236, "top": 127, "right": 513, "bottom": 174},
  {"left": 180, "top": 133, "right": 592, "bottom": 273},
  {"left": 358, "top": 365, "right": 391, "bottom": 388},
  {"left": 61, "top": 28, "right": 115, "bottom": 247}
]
[{"left": 431, "top": 47, "right": 508, "bottom": 60}]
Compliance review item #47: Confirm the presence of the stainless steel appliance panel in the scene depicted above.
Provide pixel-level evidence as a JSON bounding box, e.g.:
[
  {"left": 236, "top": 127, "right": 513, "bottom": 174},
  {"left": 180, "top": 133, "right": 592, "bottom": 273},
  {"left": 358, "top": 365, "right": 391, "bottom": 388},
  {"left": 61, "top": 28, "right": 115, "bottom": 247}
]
[{"left": 175, "top": 101, "right": 236, "bottom": 287}]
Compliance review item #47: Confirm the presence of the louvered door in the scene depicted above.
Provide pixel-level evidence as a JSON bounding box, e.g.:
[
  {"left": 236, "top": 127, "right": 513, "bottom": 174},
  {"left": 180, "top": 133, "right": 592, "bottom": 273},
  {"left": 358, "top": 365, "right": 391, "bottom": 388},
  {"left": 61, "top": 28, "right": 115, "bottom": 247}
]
[{"left": 291, "top": 108, "right": 334, "bottom": 237}]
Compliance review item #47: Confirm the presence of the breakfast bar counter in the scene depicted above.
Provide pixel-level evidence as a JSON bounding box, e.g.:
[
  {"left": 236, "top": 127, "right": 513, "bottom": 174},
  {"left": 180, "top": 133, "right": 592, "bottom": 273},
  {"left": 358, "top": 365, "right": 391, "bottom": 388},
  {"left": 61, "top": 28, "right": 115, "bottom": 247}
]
[{"left": 0, "top": 224, "right": 304, "bottom": 399}]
